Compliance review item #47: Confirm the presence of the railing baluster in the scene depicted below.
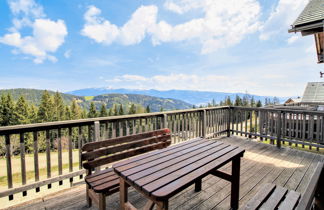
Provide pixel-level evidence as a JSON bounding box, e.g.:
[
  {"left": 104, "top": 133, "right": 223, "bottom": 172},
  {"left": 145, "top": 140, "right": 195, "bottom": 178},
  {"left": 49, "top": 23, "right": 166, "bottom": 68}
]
[
  {"left": 5, "top": 134, "right": 13, "bottom": 200},
  {"left": 45, "top": 130, "right": 51, "bottom": 189},
  {"left": 58, "top": 128, "right": 63, "bottom": 185},
  {"left": 20, "top": 133, "right": 27, "bottom": 195},
  {"left": 68, "top": 127, "right": 73, "bottom": 186},
  {"left": 33, "top": 131, "right": 39, "bottom": 192}
]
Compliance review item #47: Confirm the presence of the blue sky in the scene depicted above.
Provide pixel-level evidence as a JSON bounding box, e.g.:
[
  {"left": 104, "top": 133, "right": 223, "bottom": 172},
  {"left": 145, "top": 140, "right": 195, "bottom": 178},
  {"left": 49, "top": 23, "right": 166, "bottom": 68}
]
[{"left": 0, "top": 0, "right": 321, "bottom": 97}]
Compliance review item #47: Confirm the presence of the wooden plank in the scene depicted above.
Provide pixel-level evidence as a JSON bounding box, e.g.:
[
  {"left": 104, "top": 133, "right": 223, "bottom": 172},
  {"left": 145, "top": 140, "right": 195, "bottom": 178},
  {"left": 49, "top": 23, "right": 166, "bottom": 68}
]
[
  {"left": 84, "top": 141, "right": 171, "bottom": 169},
  {"left": 134, "top": 144, "right": 231, "bottom": 188},
  {"left": 125, "top": 142, "right": 222, "bottom": 179},
  {"left": 78, "top": 126, "right": 82, "bottom": 170},
  {"left": 244, "top": 183, "right": 276, "bottom": 210},
  {"left": 113, "top": 138, "right": 205, "bottom": 169},
  {"left": 150, "top": 148, "right": 244, "bottom": 199},
  {"left": 20, "top": 133, "right": 26, "bottom": 185},
  {"left": 82, "top": 134, "right": 171, "bottom": 160},
  {"left": 58, "top": 128, "right": 63, "bottom": 176},
  {"left": 259, "top": 186, "right": 287, "bottom": 209},
  {"left": 277, "top": 190, "right": 300, "bottom": 210},
  {"left": 33, "top": 131, "right": 39, "bottom": 182},
  {"left": 5, "top": 134, "right": 13, "bottom": 190},
  {"left": 296, "top": 161, "right": 324, "bottom": 210},
  {"left": 45, "top": 130, "right": 51, "bottom": 178},
  {"left": 68, "top": 127, "right": 73, "bottom": 172},
  {"left": 82, "top": 129, "right": 170, "bottom": 151}
]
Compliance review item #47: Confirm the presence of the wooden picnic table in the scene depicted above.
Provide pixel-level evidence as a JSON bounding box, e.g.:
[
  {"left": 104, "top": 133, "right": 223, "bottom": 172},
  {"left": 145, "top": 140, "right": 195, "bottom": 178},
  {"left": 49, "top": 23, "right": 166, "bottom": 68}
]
[{"left": 113, "top": 137, "right": 245, "bottom": 210}]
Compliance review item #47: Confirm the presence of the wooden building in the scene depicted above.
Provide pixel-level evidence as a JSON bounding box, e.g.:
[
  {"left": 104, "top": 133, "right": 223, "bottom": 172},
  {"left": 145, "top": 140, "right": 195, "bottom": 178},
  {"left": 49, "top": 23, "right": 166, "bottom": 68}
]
[{"left": 289, "top": 0, "right": 324, "bottom": 63}]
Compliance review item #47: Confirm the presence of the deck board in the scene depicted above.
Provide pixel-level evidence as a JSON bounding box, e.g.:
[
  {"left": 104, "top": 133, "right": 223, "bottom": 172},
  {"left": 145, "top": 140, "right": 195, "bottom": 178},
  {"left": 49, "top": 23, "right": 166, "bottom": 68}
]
[{"left": 8, "top": 136, "right": 323, "bottom": 210}]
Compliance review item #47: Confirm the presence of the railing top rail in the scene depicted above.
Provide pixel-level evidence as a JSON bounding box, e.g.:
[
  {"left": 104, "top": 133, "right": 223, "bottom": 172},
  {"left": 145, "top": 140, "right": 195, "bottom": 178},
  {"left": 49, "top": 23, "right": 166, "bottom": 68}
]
[
  {"left": 231, "top": 106, "right": 324, "bottom": 115},
  {"left": 0, "top": 106, "right": 230, "bottom": 135}
]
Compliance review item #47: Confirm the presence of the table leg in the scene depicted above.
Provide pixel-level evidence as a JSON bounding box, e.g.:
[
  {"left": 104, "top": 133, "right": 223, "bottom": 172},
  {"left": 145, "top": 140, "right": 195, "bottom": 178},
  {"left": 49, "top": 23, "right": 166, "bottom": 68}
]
[
  {"left": 156, "top": 200, "right": 169, "bottom": 210},
  {"left": 120, "top": 177, "right": 129, "bottom": 210},
  {"left": 231, "top": 156, "right": 241, "bottom": 210},
  {"left": 195, "top": 179, "right": 202, "bottom": 192}
]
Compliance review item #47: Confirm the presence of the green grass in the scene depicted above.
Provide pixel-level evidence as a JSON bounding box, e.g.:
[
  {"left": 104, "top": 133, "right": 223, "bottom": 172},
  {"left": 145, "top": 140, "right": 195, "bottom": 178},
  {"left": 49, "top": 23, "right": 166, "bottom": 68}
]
[
  {"left": 84, "top": 96, "right": 94, "bottom": 101},
  {"left": 0, "top": 162, "right": 80, "bottom": 187},
  {"left": 258, "top": 138, "right": 324, "bottom": 154}
]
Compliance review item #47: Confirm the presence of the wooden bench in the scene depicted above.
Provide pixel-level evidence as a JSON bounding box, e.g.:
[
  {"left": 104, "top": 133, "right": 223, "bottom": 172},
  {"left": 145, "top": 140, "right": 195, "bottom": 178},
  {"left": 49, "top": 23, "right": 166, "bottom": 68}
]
[
  {"left": 244, "top": 161, "right": 324, "bottom": 210},
  {"left": 81, "top": 128, "right": 171, "bottom": 210}
]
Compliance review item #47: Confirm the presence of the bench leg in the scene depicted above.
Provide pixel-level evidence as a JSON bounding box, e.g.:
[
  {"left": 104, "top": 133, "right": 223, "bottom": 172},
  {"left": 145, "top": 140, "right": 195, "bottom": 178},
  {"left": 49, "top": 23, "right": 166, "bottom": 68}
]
[
  {"left": 195, "top": 179, "right": 202, "bottom": 192},
  {"left": 99, "top": 193, "right": 106, "bottom": 210},
  {"left": 86, "top": 184, "right": 92, "bottom": 207},
  {"left": 231, "top": 156, "right": 241, "bottom": 210}
]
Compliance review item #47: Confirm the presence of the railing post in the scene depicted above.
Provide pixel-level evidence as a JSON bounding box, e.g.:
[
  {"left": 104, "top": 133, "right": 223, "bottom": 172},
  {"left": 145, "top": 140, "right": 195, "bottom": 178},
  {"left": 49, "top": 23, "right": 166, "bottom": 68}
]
[
  {"left": 163, "top": 114, "right": 168, "bottom": 129},
  {"left": 276, "top": 111, "right": 282, "bottom": 148},
  {"left": 94, "top": 121, "right": 100, "bottom": 142},
  {"left": 202, "top": 109, "right": 207, "bottom": 138},
  {"left": 227, "top": 107, "right": 231, "bottom": 137}
]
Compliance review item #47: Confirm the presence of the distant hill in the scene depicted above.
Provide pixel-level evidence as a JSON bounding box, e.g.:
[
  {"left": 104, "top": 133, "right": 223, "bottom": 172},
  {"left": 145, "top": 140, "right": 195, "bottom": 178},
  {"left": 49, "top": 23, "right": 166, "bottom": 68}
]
[
  {"left": 67, "top": 88, "right": 289, "bottom": 105},
  {"left": 92, "top": 94, "right": 192, "bottom": 112},
  {"left": 0, "top": 89, "right": 192, "bottom": 111}
]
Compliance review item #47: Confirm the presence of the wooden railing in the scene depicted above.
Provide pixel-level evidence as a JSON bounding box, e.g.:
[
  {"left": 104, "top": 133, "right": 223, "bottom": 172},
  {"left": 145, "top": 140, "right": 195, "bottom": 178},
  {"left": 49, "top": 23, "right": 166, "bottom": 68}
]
[
  {"left": 0, "top": 107, "right": 229, "bottom": 200},
  {"left": 230, "top": 107, "right": 324, "bottom": 150},
  {"left": 1, "top": 105, "right": 323, "bottom": 201}
]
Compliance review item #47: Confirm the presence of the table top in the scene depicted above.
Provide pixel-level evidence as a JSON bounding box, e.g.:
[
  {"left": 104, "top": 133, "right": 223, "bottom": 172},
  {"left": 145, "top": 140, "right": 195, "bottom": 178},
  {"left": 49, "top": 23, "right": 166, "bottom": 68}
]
[{"left": 113, "top": 138, "right": 245, "bottom": 200}]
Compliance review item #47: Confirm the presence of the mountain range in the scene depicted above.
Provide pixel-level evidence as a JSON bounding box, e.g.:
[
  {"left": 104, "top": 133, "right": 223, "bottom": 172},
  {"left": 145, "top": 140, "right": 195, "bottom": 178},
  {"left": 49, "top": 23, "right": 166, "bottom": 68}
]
[
  {"left": 0, "top": 89, "right": 192, "bottom": 112},
  {"left": 67, "top": 88, "right": 289, "bottom": 105}
]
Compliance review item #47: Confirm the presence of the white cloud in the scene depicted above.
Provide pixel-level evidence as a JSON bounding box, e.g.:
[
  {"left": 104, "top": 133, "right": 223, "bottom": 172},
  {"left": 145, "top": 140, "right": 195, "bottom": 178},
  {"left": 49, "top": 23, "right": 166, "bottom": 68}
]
[
  {"left": 287, "top": 35, "right": 299, "bottom": 44},
  {"left": 259, "top": 0, "right": 308, "bottom": 40},
  {"left": 82, "top": 0, "right": 261, "bottom": 54},
  {"left": 0, "top": 0, "right": 68, "bottom": 63}
]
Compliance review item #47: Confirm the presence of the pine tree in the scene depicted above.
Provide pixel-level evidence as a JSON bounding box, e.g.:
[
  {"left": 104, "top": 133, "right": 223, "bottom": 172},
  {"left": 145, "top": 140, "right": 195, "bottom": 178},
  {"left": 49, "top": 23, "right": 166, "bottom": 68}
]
[
  {"left": 234, "top": 95, "right": 242, "bottom": 106},
  {"left": 88, "top": 102, "right": 97, "bottom": 118},
  {"left": 64, "top": 106, "right": 71, "bottom": 120},
  {"left": 250, "top": 96, "right": 256, "bottom": 107},
  {"left": 128, "top": 104, "right": 136, "bottom": 114},
  {"left": 53, "top": 92, "right": 65, "bottom": 121},
  {"left": 81, "top": 109, "right": 87, "bottom": 119},
  {"left": 99, "top": 103, "right": 108, "bottom": 117},
  {"left": 28, "top": 104, "right": 38, "bottom": 123},
  {"left": 15, "top": 96, "right": 29, "bottom": 124},
  {"left": 256, "top": 100, "right": 262, "bottom": 107},
  {"left": 37, "top": 90, "right": 54, "bottom": 122},
  {"left": 212, "top": 99, "right": 216, "bottom": 106},
  {"left": 225, "top": 96, "right": 232, "bottom": 106},
  {"left": 146, "top": 105, "right": 150, "bottom": 113},
  {"left": 113, "top": 104, "right": 118, "bottom": 116},
  {"left": 119, "top": 104, "right": 124, "bottom": 115},
  {"left": 71, "top": 99, "right": 81, "bottom": 120},
  {"left": 0, "top": 94, "right": 17, "bottom": 126},
  {"left": 160, "top": 107, "right": 164, "bottom": 112},
  {"left": 108, "top": 108, "right": 113, "bottom": 116}
]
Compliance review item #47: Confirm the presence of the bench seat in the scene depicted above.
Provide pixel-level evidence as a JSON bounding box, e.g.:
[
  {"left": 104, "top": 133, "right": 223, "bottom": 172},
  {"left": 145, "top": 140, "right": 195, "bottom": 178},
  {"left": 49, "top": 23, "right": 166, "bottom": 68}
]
[{"left": 85, "top": 168, "right": 120, "bottom": 193}]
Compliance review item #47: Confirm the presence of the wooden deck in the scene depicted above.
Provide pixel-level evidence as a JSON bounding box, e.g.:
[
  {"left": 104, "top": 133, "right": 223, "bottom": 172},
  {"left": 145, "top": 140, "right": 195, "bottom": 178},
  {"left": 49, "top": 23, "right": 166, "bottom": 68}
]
[{"left": 7, "top": 136, "right": 324, "bottom": 210}]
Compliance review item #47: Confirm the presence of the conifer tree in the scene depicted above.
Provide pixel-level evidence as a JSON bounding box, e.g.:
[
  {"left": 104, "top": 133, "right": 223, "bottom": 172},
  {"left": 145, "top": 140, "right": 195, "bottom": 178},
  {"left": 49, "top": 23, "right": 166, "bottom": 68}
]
[
  {"left": 128, "top": 104, "right": 136, "bottom": 114},
  {"left": 119, "top": 104, "right": 124, "bottom": 115},
  {"left": 160, "top": 107, "right": 164, "bottom": 112},
  {"left": 113, "top": 104, "right": 118, "bottom": 116},
  {"left": 64, "top": 106, "right": 71, "bottom": 120},
  {"left": 29, "top": 104, "right": 38, "bottom": 123},
  {"left": 15, "top": 96, "right": 29, "bottom": 124},
  {"left": 81, "top": 109, "right": 87, "bottom": 119},
  {"left": 234, "top": 95, "right": 242, "bottom": 106},
  {"left": 256, "top": 100, "right": 262, "bottom": 107},
  {"left": 53, "top": 92, "right": 65, "bottom": 121},
  {"left": 88, "top": 102, "right": 97, "bottom": 118},
  {"left": 250, "top": 96, "right": 255, "bottom": 107},
  {"left": 99, "top": 103, "right": 108, "bottom": 117},
  {"left": 37, "top": 90, "right": 54, "bottom": 122},
  {"left": 71, "top": 99, "right": 81, "bottom": 120},
  {"left": 146, "top": 105, "right": 150, "bottom": 113},
  {"left": 0, "top": 94, "right": 17, "bottom": 126},
  {"left": 108, "top": 108, "right": 113, "bottom": 116}
]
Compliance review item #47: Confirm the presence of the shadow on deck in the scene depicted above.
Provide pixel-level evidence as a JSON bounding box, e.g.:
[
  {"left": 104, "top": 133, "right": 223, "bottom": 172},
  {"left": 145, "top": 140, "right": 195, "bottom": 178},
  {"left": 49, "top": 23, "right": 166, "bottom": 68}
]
[{"left": 7, "top": 136, "right": 324, "bottom": 210}]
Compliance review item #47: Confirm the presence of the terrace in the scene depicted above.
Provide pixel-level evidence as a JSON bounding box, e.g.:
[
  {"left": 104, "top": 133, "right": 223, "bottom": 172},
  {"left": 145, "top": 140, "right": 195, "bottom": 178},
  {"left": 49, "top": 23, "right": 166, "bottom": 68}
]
[{"left": 1, "top": 106, "right": 324, "bottom": 209}]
